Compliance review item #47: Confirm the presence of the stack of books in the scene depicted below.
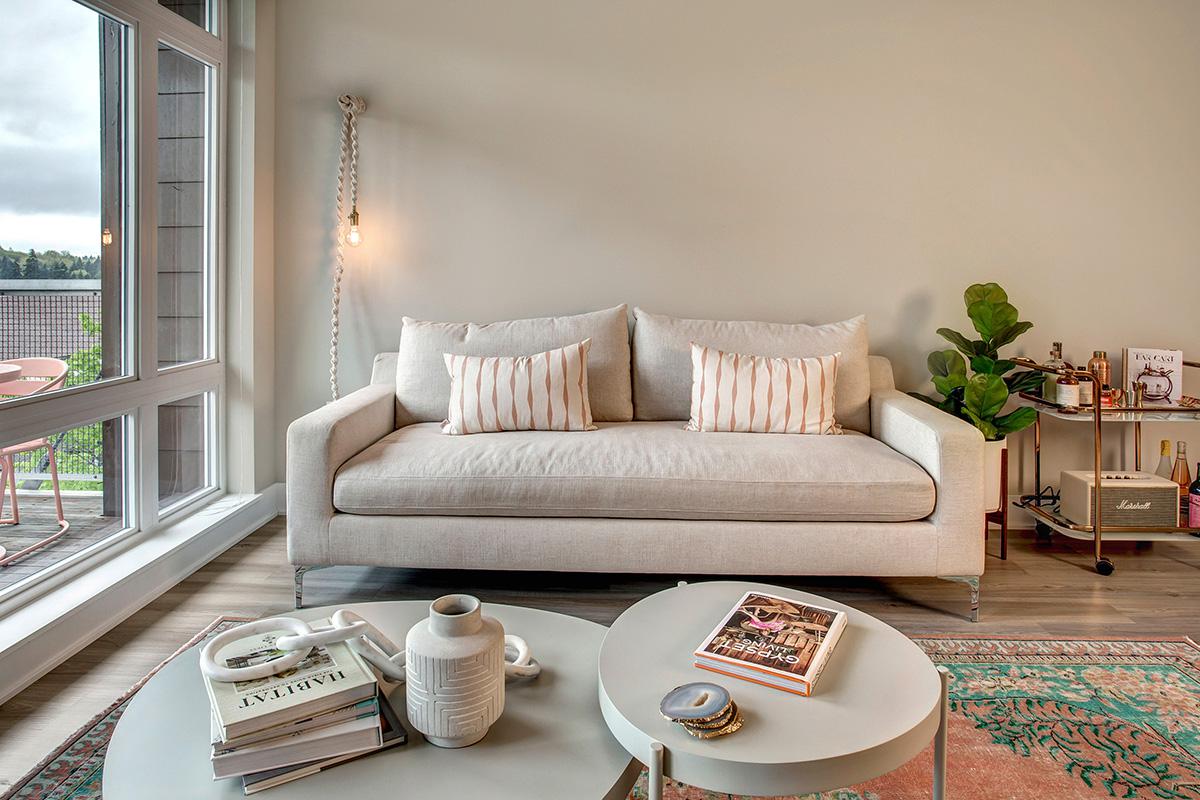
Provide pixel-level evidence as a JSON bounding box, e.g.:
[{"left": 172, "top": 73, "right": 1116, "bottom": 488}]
[{"left": 205, "top": 619, "right": 406, "bottom": 794}]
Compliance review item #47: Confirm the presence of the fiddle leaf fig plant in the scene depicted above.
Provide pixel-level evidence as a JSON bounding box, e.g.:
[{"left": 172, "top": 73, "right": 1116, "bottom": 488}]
[{"left": 910, "top": 282, "right": 1040, "bottom": 441}]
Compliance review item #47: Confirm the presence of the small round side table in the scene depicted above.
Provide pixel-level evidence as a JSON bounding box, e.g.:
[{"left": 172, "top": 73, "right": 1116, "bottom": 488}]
[{"left": 598, "top": 581, "right": 948, "bottom": 799}]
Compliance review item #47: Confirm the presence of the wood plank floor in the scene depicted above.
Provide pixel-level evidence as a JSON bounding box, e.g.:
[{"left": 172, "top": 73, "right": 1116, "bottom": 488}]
[
  {"left": 2, "top": 516, "right": 1198, "bottom": 787},
  {"left": 0, "top": 495, "right": 122, "bottom": 593}
]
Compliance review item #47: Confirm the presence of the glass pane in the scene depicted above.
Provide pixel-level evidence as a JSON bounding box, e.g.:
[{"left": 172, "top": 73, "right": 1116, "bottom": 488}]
[
  {"left": 158, "top": 0, "right": 211, "bottom": 31},
  {"left": 0, "top": 0, "right": 130, "bottom": 403},
  {"left": 0, "top": 415, "right": 128, "bottom": 596},
  {"left": 157, "top": 45, "right": 212, "bottom": 369},
  {"left": 158, "top": 393, "right": 211, "bottom": 509}
]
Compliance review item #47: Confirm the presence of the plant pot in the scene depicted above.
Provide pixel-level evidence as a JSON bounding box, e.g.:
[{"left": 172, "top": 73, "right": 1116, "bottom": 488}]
[
  {"left": 405, "top": 594, "right": 506, "bottom": 748},
  {"left": 984, "top": 438, "right": 1007, "bottom": 513}
]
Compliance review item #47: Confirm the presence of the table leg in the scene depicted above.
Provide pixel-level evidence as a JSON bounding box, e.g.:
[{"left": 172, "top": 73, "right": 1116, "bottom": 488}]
[
  {"left": 934, "top": 666, "right": 949, "bottom": 800},
  {"left": 649, "top": 741, "right": 665, "bottom": 800}
]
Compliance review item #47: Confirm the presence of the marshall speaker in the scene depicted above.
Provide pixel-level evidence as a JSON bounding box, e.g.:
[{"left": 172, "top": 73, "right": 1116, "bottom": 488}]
[{"left": 1060, "top": 471, "right": 1180, "bottom": 527}]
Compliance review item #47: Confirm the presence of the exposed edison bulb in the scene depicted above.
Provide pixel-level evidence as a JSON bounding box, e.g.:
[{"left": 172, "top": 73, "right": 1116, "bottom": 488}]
[
  {"left": 346, "top": 207, "right": 362, "bottom": 247},
  {"left": 101, "top": 227, "right": 113, "bottom": 246}
]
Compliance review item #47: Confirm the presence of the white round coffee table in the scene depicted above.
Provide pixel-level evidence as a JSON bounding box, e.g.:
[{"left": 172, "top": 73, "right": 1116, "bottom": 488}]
[
  {"left": 599, "top": 581, "right": 948, "bottom": 799},
  {"left": 105, "top": 600, "right": 639, "bottom": 799}
]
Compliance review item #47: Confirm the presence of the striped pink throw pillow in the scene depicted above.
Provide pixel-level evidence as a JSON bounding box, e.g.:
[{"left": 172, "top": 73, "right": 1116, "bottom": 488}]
[
  {"left": 686, "top": 343, "right": 841, "bottom": 434},
  {"left": 442, "top": 340, "right": 597, "bottom": 434}
]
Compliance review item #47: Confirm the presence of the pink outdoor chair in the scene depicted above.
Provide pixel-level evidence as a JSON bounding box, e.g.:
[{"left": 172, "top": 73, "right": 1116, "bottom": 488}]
[{"left": 0, "top": 358, "right": 71, "bottom": 567}]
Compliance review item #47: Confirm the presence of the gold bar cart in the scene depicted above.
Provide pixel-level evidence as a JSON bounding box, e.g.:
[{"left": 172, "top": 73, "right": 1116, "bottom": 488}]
[{"left": 1010, "top": 357, "right": 1200, "bottom": 574}]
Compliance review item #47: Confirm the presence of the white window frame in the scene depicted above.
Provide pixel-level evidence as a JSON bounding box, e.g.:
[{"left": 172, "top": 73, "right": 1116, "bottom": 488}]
[{"left": 0, "top": 0, "right": 227, "bottom": 608}]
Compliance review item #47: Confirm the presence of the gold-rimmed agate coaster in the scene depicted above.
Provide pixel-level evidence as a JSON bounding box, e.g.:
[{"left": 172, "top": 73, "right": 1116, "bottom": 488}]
[
  {"left": 683, "top": 708, "right": 744, "bottom": 739},
  {"left": 683, "top": 701, "right": 739, "bottom": 730},
  {"left": 660, "top": 682, "right": 732, "bottom": 724}
]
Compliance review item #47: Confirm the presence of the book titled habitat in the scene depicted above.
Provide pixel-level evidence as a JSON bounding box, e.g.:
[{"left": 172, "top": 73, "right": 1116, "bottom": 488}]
[
  {"left": 204, "top": 619, "right": 377, "bottom": 740},
  {"left": 693, "top": 591, "right": 848, "bottom": 696}
]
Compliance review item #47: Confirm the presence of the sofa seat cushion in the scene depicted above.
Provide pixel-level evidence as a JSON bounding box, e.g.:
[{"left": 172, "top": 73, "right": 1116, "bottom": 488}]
[{"left": 333, "top": 422, "right": 935, "bottom": 523}]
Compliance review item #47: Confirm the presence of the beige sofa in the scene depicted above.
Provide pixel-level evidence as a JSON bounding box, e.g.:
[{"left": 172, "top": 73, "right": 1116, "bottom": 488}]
[{"left": 287, "top": 307, "right": 985, "bottom": 619}]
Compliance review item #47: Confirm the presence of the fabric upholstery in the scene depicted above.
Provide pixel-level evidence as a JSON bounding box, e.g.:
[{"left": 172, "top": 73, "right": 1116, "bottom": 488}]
[
  {"left": 687, "top": 345, "right": 840, "bottom": 434},
  {"left": 333, "top": 421, "right": 934, "bottom": 522},
  {"left": 326, "top": 515, "right": 940, "bottom": 576},
  {"left": 285, "top": 383, "right": 396, "bottom": 564},
  {"left": 395, "top": 305, "right": 631, "bottom": 426},
  {"left": 631, "top": 308, "right": 871, "bottom": 433},
  {"left": 442, "top": 341, "right": 596, "bottom": 434},
  {"left": 872, "top": 388, "right": 985, "bottom": 576}
]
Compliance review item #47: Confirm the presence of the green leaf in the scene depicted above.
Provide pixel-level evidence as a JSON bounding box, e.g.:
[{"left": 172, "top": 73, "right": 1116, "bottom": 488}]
[
  {"left": 993, "top": 406, "right": 1038, "bottom": 436},
  {"left": 971, "top": 355, "right": 1016, "bottom": 376},
  {"left": 991, "top": 320, "right": 1034, "bottom": 350},
  {"left": 1004, "top": 369, "right": 1044, "bottom": 395},
  {"left": 964, "top": 373, "right": 1009, "bottom": 422},
  {"left": 964, "top": 283, "right": 1008, "bottom": 307},
  {"left": 936, "top": 328, "right": 985, "bottom": 357},
  {"left": 963, "top": 407, "right": 999, "bottom": 440},
  {"left": 967, "top": 300, "right": 1018, "bottom": 341},
  {"left": 928, "top": 349, "right": 966, "bottom": 378},
  {"left": 932, "top": 375, "right": 967, "bottom": 396}
]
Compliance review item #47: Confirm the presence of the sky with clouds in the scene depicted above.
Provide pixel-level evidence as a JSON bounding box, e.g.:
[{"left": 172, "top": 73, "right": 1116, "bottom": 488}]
[{"left": 0, "top": 0, "right": 101, "bottom": 257}]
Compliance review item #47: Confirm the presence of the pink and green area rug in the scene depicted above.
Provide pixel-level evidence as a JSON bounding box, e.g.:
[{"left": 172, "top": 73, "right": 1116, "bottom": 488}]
[{"left": 6, "top": 633, "right": 1200, "bottom": 800}]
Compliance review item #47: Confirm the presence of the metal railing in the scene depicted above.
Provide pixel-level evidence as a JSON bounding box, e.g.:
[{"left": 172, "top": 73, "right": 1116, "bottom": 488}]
[{"left": 1, "top": 286, "right": 105, "bottom": 486}]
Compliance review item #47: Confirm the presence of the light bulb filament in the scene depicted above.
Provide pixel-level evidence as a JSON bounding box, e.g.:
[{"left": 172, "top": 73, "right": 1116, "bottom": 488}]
[{"left": 346, "top": 207, "right": 362, "bottom": 247}]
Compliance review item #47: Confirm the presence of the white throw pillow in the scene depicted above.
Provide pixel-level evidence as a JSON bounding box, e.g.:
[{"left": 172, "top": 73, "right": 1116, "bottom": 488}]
[
  {"left": 686, "top": 343, "right": 841, "bottom": 435},
  {"left": 442, "top": 340, "right": 597, "bottom": 435},
  {"left": 631, "top": 309, "right": 870, "bottom": 433}
]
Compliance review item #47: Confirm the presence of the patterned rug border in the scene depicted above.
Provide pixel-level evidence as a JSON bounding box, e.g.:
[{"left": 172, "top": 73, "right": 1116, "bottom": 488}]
[
  {"left": 912, "top": 633, "right": 1200, "bottom": 646},
  {"left": 1, "top": 614, "right": 253, "bottom": 800}
]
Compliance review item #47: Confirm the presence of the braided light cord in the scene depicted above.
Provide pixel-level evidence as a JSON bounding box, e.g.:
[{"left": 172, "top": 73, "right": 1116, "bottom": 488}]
[{"left": 329, "top": 95, "right": 367, "bottom": 400}]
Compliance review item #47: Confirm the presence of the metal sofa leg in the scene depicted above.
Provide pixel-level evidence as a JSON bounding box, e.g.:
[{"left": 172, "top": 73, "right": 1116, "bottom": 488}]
[
  {"left": 941, "top": 576, "right": 980, "bottom": 623},
  {"left": 294, "top": 565, "right": 329, "bottom": 609}
]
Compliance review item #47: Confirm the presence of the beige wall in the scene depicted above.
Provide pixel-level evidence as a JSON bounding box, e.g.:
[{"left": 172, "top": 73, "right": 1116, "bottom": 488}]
[{"left": 273, "top": 0, "right": 1199, "bottom": 491}]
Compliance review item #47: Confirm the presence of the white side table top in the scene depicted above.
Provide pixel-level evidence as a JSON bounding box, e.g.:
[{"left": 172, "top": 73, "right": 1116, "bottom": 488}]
[
  {"left": 104, "top": 600, "right": 638, "bottom": 799},
  {"left": 0, "top": 363, "right": 21, "bottom": 384},
  {"left": 599, "top": 581, "right": 942, "bottom": 797}
]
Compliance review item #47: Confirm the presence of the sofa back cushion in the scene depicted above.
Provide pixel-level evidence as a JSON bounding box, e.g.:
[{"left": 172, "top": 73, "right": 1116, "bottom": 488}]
[
  {"left": 395, "top": 305, "right": 632, "bottom": 427},
  {"left": 631, "top": 308, "right": 871, "bottom": 433}
]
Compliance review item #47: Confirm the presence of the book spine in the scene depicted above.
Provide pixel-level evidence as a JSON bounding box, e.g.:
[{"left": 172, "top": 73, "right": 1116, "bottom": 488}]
[{"left": 694, "top": 662, "right": 812, "bottom": 696}]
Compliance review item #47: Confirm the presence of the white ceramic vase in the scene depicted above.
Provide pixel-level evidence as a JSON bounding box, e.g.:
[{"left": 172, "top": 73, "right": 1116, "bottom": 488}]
[
  {"left": 405, "top": 594, "right": 505, "bottom": 748},
  {"left": 983, "top": 438, "right": 1007, "bottom": 513}
]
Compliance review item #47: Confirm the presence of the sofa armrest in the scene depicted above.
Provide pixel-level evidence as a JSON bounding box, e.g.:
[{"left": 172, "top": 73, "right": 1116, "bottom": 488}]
[
  {"left": 286, "top": 384, "right": 396, "bottom": 565},
  {"left": 871, "top": 389, "right": 985, "bottom": 576}
]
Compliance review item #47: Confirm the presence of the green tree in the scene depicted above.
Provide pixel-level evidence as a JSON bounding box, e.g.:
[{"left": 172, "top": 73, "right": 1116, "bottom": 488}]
[
  {"left": 0, "top": 255, "right": 18, "bottom": 279},
  {"left": 66, "top": 313, "right": 103, "bottom": 387},
  {"left": 21, "top": 250, "right": 42, "bottom": 279}
]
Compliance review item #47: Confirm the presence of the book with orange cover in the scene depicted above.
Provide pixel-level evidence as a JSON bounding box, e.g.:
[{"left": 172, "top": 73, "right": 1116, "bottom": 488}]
[{"left": 693, "top": 591, "right": 848, "bottom": 696}]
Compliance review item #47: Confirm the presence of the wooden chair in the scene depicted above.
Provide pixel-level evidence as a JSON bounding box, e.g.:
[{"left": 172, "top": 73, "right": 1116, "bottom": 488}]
[{"left": 0, "top": 358, "right": 71, "bottom": 566}]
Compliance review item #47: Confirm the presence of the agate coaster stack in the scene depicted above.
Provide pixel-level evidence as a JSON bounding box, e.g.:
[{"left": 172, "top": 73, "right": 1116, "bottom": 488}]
[{"left": 659, "top": 682, "right": 744, "bottom": 739}]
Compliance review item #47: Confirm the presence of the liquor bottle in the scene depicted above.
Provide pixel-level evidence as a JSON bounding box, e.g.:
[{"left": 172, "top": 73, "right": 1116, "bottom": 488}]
[
  {"left": 1078, "top": 368, "right": 1095, "bottom": 407},
  {"left": 1155, "top": 439, "right": 1174, "bottom": 479},
  {"left": 1087, "top": 351, "right": 1111, "bottom": 389},
  {"left": 1171, "top": 442, "right": 1192, "bottom": 520},
  {"left": 1044, "top": 342, "right": 1065, "bottom": 403},
  {"left": 1190, "top": 465, "right": 1200, "bottom": 529},
  {"left": 1055, "top": 371, "right": 1080, "bottom": 408}
]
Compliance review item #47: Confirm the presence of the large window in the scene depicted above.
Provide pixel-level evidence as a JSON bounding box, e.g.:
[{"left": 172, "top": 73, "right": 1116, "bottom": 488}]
[{"left": 0, "top": 0, "right": 225, "bottom": 600}]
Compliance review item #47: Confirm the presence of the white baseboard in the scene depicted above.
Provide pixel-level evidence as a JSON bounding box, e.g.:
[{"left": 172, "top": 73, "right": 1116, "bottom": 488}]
[
  {"left": 265, "top": 481, "right": 287, "bottom": 514},
  {"left": 0, "top": 492, "right": 278, "bottom": 706}
]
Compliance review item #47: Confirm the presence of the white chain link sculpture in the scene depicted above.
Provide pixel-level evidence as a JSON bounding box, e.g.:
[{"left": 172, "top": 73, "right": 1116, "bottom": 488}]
[
  {"left": 199, "top": 610, "right": 540, "bottom": 684},
  {"left": 329, "top": 94, "right": 367, "bottom": 400}
]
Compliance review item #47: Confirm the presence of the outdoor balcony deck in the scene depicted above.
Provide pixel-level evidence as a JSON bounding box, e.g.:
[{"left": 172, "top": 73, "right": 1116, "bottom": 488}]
[{"left": 0, "top": 494, "right": 124, "bottom": 594}]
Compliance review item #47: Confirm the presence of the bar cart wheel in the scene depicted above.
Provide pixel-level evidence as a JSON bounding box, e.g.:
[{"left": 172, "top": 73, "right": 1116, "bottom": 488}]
[{"left": 1095, "top": 558, "right": 1115, "bottom": 576}]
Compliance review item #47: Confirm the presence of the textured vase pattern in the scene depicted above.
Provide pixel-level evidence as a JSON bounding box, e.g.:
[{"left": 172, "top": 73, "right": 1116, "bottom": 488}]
[
  {"left": 404, "top": 594, "right": 506, "bottom": 748},
  {"left": 405, "top": 643, "right": 505, "bottom": 746}
]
